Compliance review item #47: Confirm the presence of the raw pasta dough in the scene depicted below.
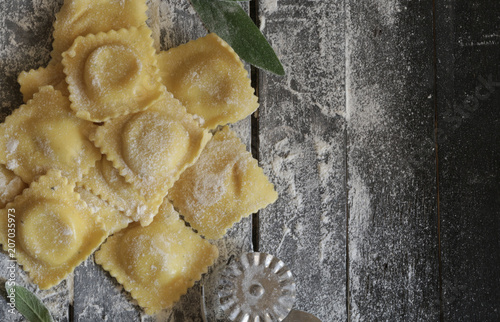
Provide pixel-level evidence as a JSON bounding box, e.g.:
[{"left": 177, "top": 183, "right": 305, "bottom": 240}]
[
  {"left": 169, "top": 127, "right": 278, "bottom": 239},
  {"left": 0, "top": 86, "right": 101, "bottom": 184},
  {"left": 90, "top": 91, "right": 211, "bottom": 214},
  {"left": 18, "top": 0, "right": 148, "bottom": 102},
  {"left": 0, "top": 164, "right": 27, "bottom": 209},
  {"left": 52, "top": 0, "right": 148, "bottom": 63},
  {"left": 0, "top": 170, "right": 107, "bottom": 289},
  {"left": 76, "top": 186, "right": 131, "bottom": 235},
  {"left": 157, "top": 33, "right": 259, "bottom": 129},
  {"left": 18, "top": 63, "right": 69, "bottom": 103},
  {"left": 63, "top": 26, "right": 163, "bottom": 121},
  {"left": 79, "top": 158, "right": 164, "bottom": 226},
  {"left": 95, "top": 200, "right": 218, "bottom": 315}
]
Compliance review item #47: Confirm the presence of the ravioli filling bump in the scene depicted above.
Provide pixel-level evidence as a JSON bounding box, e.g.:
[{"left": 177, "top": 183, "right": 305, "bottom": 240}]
[{"left": 0, "top": 170, "right": 107, "bottom": 289}]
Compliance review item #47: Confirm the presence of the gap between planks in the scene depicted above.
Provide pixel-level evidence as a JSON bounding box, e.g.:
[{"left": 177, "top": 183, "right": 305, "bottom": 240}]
[{"left": 250, "top": 0, "right": 261, "bottom": 253}]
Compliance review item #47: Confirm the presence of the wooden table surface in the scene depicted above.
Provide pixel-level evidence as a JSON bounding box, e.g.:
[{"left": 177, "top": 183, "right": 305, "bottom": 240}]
[{"left": 1, "top": 0, "right": 499, "bottom": 321}]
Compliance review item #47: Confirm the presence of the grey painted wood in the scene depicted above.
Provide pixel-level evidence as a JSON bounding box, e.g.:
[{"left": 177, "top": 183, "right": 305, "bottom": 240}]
[
  {"left": 345, "top": 1, "right": 440, "bottom": 320},
  {"left": 257, "top": 1, "right": 347, "bottom": 321},
  {"left": 436, "top": 2, "right": 500, "bottom": 320},
  {"left": 73, "top": 255, "right": 141, "bottom": 322}
]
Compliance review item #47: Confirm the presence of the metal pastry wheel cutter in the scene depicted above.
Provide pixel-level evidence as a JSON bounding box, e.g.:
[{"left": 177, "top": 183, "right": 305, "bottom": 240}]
[{"left": 202, "top": 252, "right": 322, "bottom": 322}]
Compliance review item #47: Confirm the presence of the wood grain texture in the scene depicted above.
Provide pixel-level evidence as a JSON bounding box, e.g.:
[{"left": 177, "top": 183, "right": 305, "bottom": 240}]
[
  {"left": 436, "top": 1, "right": 500, "bottom": 320},
  {"left": 73, "top": 255, "right": 141, "bottom": 321},
  {"left": 257, "top": 1, "right": 347, "bottom": 321},
  {"left": 346, "top": 1, "right": 439, "bottom": 320}
]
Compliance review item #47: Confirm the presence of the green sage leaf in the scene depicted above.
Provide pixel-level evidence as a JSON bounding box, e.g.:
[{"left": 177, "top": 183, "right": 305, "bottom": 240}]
[
  {"left": 3, "top": 283, "right": 53, "bottom": 322},
  {"left": 189, "top": 0, "right": 285, "bottom": 75}
]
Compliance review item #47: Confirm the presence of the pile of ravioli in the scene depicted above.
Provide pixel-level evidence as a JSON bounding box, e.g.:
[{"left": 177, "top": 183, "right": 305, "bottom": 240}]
[{"left": 0, "top": 0, "right": 278, "bottom": 315}]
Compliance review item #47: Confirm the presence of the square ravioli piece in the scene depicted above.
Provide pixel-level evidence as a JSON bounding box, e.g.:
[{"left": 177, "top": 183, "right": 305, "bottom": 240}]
[
  {"left": 51, "top": 0, "right": 148, "bottom": 63},
  {"left": 0, "top": 86, "right": 101, "bottom": 184},
  {"left": 62, "top": 26, "right": 163, "bottom": 121},
  {"left": 169, "top": 127, "right": 278, "bottom": 239},
  {"left": 157, "top": 33, "right": 259, "bottom": 129},
  {"left": 91, "top": 91, "right": 211, "bottom": 201},
  {"left": 95, "top": 200, "right": 219, "bottom": 315},
  {"left": 0, "top": 170, "right": 107, "bottom": 289},
  {"left": 78, "top": 158, "right": 163, "bottom": 226},
  {"left": 19, "top": 0, "right": 148, "bottom": 103}
]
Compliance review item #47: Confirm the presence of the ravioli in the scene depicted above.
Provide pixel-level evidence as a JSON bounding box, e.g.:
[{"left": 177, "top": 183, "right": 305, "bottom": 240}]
[
  {"left": 0, "top": 86, "right": 101, "bottom": 184},
  {"left": 51, "top": 0, "right": 148, "bottom": 63},
  {"left": 0, "top": 170, "right": 107, "bottom": 289},
  {"left": 18, "top": 0, "right": 148, "bottom": 102},
  {"left": 18, "top": 63, "right": 69, "bottom": 103},
  {"left": 169, "top": 127, "right": 278, "bottom": 239},
  {"left": 0, "top": 164, "right": 27, "bottom": 209},
  {"left": 78, "top": 158, "right": 164, "bottom": 226},
  {"left": 91, "top": 91, "right": 211, "bottom": 200},
  {"left": 95, "top": 200, "right": 218, "bottom": 315},
  {"left": 75, "top": 186, "right": 131, "bottom": 234},
  {"left": 62, "top": 26, "right": 163, "bottom": 121},
  {"left": 157, "top": 33, "right": 259, "bottom": 129}
]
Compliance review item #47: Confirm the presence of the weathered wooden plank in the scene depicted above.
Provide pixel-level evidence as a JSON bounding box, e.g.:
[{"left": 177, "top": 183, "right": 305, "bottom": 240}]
[
  {"left": 345, "top": 1, "right": 440, "bottom": 320},
  {"left": 257, "top": 1, "right": 347, "bottom": 321},
  {"left": 0, "top": 1, "right": 70, "bottom": 321},
  {"left": 73, "top": 255, "right": 141, "bottom": 321},
  {"left": 436, "top": 1, "right": 500, "bottom": 320}
]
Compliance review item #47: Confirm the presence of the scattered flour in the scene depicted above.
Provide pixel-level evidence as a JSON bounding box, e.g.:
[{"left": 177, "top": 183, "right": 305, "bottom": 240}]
[
  {"left": 192, "top": 113, "right": 205, "bottom": 127},
  {"left": 6, "top": 138, "right": 19, "bottom": 154},
  {"left": 374, "top": 0, "right": 402, "bottom": 26},
  {"left": 275, "top": 225, "right": 291, "bottom": 254},
  {"left": 261, "top": 0, "right": 278, "bottom": 14},
  {"left": 259, "top": 15, "right": 266, "bottom": 31},
  {"left": 6, "top": 159, "right": 18, "bottom": 170}
]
